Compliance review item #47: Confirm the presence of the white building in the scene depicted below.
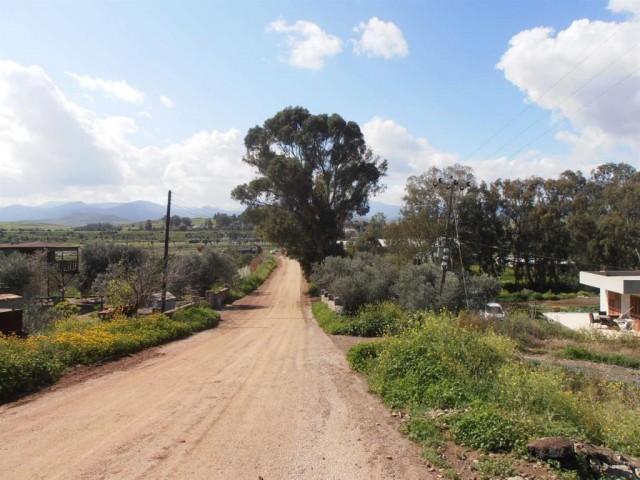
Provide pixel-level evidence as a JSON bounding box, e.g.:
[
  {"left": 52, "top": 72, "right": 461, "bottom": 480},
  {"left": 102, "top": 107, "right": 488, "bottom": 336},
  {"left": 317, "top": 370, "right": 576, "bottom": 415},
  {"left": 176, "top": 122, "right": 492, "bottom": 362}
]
[{"left": 579, "top": 271, "right": 640, "bottom": 323}]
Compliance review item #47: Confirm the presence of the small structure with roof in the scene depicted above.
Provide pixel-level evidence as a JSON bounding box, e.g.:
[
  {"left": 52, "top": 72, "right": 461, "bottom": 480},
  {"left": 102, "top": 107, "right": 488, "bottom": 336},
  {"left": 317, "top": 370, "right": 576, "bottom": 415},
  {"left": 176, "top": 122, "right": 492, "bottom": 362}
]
[
  {"left": 0, "top": 241, "right": 80, "bottom": 298},
  {"left": 579, "top": 270, "right": 640, "bottom": 330}
]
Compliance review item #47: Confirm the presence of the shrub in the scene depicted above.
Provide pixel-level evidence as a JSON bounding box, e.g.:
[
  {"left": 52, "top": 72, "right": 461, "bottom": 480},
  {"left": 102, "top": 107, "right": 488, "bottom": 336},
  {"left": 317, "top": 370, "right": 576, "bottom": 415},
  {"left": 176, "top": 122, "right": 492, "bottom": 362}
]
[
  {"left": 235, "top": 255, "right": 277, "bottom": 295},
  {"left": 312, "top": 301, "right": 349, "bottom": 334},
  {"left": 348, "top": 310, "right": 640, "bottom": 457},
  {"left": 0, "top": 335, "right": 64, "bottom": 401},
  {"left": 313, "top": 301, "right": 409, "bottom": 337},
  {"left": 312, "top": 254, "right": 500, "bottom": 314},
  {"left": 364, "top": 313, "right": 514, "bottom": 409},
  {"left": 50, "top": 301, "right": 81, "bottom": 320},
  {"left": 449, "top": 404, "right": 533, "bottom": 452},
  {"left": 311, "top": 253, "right": 398, "bottom": 313},
  {"left": 400, "top": 416, "right": 444, "bottom": 449},
  {"left": 348, "top": 302, "right": 409, "bottom": 337},
  {"left": 347, "top": 341, "right": 383, "bottom": 373}
]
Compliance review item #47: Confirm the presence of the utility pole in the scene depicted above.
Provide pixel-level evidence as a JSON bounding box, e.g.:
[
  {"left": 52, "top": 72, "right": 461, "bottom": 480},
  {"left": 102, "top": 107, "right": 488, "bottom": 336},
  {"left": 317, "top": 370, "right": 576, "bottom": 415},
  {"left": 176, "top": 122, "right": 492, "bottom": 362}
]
[
  {"left": 433, "top": 177, "right": 470, "bottom": 295},
  {"left": 161, "top": 190, "right": 171, "bottom": 313}
]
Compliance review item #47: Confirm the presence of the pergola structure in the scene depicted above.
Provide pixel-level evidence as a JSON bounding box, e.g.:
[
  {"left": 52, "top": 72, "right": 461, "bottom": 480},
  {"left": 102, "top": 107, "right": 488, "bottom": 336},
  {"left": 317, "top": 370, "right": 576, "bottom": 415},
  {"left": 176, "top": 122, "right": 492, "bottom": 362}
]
[{"left": 0, "top": 241, "right": 80, "bottom": 298}]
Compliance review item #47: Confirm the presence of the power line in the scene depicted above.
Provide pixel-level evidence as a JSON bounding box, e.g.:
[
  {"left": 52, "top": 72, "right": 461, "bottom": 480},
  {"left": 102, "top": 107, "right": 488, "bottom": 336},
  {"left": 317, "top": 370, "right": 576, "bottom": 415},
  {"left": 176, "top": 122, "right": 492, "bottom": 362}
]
[
  {"left": 464, "top": 21, "right": 631, "bottom": 161},
  {"left": 458, "top": 238, "right": 632, "bottom": 272},
  {"left": 485, "top": 42, "right": 640, "bottom": 160},
  {"left": 505, "top": 67, "right": 640, "bottom": 160}
]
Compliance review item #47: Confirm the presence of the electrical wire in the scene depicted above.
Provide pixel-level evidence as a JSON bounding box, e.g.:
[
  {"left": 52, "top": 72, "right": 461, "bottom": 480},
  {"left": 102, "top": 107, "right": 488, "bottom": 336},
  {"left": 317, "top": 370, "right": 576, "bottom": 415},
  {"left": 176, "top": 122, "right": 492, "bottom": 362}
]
[
  {"left": 505, "top": 67, "right": 640, "bottom": 160},
  {"left": 453, "top": 208, "right": 469, "bottom": 309},
  {"left": 463, "top": 20, "right": 631, "bottom": 161},
  {"left": 457, "top": 238, "right": 633, "bottom": 272},
  {"left": 485, "top": 41, "right": 640, "bottom": 160}
]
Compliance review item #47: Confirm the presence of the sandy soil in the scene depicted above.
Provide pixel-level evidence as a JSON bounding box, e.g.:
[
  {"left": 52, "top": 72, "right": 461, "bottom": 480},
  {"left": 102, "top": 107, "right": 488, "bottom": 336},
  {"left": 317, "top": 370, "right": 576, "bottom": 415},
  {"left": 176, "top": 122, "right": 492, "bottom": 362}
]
[{"left": 0, "top": 257, "right": 431, "bottom": 480}]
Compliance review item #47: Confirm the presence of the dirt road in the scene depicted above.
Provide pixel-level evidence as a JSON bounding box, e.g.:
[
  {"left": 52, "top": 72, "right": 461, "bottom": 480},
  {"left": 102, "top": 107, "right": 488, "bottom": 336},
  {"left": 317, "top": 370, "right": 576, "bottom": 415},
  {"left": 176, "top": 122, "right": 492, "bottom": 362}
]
[{"left": 0, "top": 257, "right": 430, "bottom": 479}]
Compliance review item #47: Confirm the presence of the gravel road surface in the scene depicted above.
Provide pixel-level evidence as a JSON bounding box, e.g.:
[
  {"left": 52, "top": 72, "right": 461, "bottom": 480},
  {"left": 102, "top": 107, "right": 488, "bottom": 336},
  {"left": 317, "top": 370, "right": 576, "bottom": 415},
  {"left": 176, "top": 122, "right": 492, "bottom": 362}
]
[{"left": 0, "top": 257, "right": 430, "bottom": 479}]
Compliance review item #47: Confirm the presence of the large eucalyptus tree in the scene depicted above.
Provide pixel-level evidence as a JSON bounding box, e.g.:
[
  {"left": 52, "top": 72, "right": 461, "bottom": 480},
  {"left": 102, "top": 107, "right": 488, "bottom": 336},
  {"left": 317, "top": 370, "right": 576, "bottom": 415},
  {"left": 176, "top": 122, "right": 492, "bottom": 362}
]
[{"left": 232, "top": 107, "right": 387, "bottom": 274}]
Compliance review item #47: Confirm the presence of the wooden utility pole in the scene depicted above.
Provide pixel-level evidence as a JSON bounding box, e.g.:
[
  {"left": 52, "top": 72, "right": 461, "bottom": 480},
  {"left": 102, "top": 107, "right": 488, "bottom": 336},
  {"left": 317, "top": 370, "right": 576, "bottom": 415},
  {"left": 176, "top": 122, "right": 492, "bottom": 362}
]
[{"left": 161, "top": 190, "right": 171, "bottom": 312}]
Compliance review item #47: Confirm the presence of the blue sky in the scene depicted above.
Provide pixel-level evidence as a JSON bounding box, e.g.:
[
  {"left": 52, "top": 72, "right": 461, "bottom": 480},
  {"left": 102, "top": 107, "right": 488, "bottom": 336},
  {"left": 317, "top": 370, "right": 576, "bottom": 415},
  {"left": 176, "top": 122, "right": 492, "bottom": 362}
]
[{"left": 1, "top": 0, "right": 638, "bottom": 210}]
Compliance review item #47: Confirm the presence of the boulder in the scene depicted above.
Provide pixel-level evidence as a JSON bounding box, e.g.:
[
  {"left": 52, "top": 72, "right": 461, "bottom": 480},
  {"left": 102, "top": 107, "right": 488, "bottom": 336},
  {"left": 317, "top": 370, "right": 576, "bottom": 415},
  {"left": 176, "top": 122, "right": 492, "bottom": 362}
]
[{"left": 527, "top": 437, "right": 577, "bottom": 469}]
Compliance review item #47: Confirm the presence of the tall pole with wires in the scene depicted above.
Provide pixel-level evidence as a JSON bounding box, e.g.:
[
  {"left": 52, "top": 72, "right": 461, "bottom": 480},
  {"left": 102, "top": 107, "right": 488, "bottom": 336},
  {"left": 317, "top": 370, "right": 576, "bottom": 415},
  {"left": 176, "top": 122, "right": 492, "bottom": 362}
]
[
  {"left": 161, "top": 190, "right": 171, "bottom": 313},
  {"left": 433, "top": 177, "right": 470, "bottom": 296}
]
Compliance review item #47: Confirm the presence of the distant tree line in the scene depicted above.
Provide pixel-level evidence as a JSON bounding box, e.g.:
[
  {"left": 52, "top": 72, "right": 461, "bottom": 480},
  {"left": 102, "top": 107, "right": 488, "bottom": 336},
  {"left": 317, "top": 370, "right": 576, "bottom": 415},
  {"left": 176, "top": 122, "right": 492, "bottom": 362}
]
[
  {"left": 74, "top": 223, "right": 122, "bottom": 232},
  {"left": 385, "top": 162, "right": 639, "bottom": 291}
]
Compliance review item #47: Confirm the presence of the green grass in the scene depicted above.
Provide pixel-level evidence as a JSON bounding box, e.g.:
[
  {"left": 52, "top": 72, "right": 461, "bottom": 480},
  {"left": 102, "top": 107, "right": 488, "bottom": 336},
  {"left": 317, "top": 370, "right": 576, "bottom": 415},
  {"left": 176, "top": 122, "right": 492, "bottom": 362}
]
[
  {"left": 230, "top": 254, "right": 278, "bottom": 299},
  {"left": 559, "top": 345, "right": 640, "bottom": 369},
  {"left": 346, "top": 311, "right": 640, "bottom": 458}
]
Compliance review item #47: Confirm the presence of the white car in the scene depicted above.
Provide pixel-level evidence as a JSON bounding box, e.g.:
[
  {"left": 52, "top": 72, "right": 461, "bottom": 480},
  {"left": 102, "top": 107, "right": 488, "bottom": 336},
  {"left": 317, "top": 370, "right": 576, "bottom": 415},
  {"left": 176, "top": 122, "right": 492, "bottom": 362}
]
[{"left": 483, "top": 302, "right": 505, "bottom": 320}]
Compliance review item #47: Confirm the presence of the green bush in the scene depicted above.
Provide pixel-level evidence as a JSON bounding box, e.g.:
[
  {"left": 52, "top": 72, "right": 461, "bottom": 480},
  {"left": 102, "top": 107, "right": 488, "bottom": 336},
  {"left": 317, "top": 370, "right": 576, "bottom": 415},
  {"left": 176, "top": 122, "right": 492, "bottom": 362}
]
[
  {"left": 313, "top": 301, "right": 410, "bottom": 337},
  {"left": 312, "top": 301, "right": 350, "bottom": 334},
  {"left": 348, "top": 310, "right": 640, "bottom": 457},
  {"left": 234, "top": 255, "right": 277, "bottom": 296},
  {"left": 347, "top": 341, "right": 383, "bottom": 373},
  {"left": 364, "top": 313, "right": 514, "bottom": 409},
  {"left": 400, "top": 416, "right": 444, "bottom": 448},
  {"left": 449, "top": 404, "right": 533, "bottom": 452}
]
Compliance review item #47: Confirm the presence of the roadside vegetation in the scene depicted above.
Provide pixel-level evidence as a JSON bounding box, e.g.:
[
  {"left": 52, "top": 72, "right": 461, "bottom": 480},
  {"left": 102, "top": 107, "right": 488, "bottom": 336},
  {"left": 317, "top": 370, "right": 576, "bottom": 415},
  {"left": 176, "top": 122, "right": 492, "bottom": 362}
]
[
  {"left": 231, "top": 254, "right": 278, "bottom": 299},
  {"left": 0, "top": 241, "right": 275, "bottom": 332},
  {"left": 0, "top": 306, "right": 220, "bottom": 403},
  {"left": 0, "top": 249, "right": 279, "bottom": 404},
  {"left": 313, "top": 299, "right": 640, "bottom": 476},
  {"left": 347, "top": 312, "right": 639, "bottom": 465}
]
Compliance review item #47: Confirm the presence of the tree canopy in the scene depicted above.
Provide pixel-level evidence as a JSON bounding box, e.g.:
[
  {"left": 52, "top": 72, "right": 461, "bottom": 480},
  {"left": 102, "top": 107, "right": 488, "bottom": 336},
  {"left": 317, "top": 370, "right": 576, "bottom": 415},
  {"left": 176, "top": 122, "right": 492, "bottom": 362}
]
[
  {"left": 389, "top": 161, "right": 639, "bottom": 291},
  {"left": 232, "top": 107, "right": 387, "bottom": 274}
]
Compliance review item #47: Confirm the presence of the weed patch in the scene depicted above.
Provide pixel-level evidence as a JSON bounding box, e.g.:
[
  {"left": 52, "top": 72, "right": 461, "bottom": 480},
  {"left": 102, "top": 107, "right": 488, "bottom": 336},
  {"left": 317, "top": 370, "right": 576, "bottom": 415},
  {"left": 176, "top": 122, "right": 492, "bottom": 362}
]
[
  {"left": 230, "top": 255, "right": 277, "bottom": 299},
  {"left": 559, "top": 345, "right": 640, "bottom": 369},
  {"left": 347, "top": 311, "right": 640, "bottom": 458}
]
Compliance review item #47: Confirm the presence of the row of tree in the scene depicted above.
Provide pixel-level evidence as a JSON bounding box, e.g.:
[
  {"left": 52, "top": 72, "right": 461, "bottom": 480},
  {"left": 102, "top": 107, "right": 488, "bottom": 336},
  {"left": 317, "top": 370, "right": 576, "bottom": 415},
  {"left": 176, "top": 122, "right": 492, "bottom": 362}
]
[
  {"left": 231, "top": 107, "right": 638, "bottom": 293},
  {"left": 386, "top": 162, "right": 639, "bottom": 290}
]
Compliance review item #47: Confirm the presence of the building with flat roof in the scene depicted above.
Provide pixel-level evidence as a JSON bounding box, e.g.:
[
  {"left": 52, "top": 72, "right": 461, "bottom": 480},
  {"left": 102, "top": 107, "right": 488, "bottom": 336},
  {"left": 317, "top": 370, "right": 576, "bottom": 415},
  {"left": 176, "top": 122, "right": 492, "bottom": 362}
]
[{"left": 579, "top": 271, "right": 640, "bottom": 321}]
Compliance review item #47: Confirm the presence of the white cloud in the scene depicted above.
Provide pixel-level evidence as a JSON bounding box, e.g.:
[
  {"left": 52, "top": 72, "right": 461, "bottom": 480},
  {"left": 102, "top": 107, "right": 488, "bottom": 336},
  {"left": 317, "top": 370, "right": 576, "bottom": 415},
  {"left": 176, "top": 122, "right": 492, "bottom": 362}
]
[
  {"left": 496, "top": 5, "right": 640, "bottom": 154},
  {"left": 160, "top": 95, "right": 175, "bottom": 108},
  {"left": 353, "top": 17, "right": 409, "bottom": 59},
  {"left": 363, "top": 116, "right": 580, "bottom": 205},
  {"left": 363, "top": 117, "right": 459, "bottom": 205},
  {"left": 267, "top": 19, "right": 343, "bottom": 70},
  {"left": 66, "top": 72, "right": 145, "bottom": 104},
  {"left": 0, "top": 61, "right": 251, "bottom": 210},
  {"left": 0, "top": 61, "right": 123, "bottom": 196},
  {"left": 609, "top": 0, "right": 640, "bottom": 16}
]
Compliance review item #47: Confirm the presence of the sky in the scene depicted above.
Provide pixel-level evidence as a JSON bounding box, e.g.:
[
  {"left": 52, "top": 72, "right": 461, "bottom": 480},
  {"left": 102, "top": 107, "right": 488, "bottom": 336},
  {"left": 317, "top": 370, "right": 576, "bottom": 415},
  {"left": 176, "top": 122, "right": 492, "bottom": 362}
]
[{"left": 0, "top": 0, "right": 638, "bottom": 211}]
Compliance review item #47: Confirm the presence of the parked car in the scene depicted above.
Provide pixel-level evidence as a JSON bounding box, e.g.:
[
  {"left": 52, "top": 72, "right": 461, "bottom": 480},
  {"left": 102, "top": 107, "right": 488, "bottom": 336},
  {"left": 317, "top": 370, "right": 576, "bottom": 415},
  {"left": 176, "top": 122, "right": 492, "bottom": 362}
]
[{"left": 483, "top": 302, "right": 505, "bottom": 320}]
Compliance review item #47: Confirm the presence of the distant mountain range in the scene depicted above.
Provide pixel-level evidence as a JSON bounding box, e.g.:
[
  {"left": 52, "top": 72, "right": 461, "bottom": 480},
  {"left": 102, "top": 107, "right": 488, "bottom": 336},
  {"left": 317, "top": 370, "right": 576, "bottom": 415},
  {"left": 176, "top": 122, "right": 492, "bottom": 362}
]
[
  {"left": 0, "top": 200, "right": 401, "bottom": 227},
  {"left": 0, "top": 201, "right": 241, "bottom": 227}
]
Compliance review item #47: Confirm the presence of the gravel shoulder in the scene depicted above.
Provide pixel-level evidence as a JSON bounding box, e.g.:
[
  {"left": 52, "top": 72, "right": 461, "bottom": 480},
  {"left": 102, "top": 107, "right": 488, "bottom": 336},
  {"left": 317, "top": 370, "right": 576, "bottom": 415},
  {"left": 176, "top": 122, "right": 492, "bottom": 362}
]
[{"left": 0, "top": 257, "right": 431, "bottom": 480}]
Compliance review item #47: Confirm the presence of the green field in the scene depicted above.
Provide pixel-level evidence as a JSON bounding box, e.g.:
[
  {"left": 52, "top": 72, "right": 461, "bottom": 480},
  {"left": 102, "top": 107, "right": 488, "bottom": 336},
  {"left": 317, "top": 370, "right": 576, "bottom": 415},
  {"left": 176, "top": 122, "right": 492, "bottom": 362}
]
[{"left": 0, "top": 219, "right": 268, "bottom": 255}]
